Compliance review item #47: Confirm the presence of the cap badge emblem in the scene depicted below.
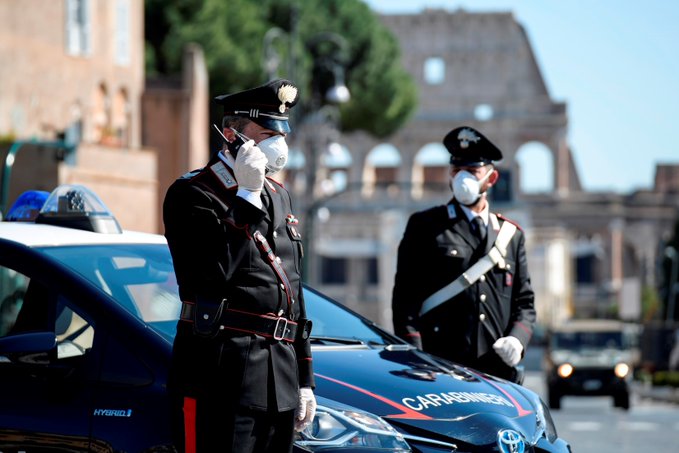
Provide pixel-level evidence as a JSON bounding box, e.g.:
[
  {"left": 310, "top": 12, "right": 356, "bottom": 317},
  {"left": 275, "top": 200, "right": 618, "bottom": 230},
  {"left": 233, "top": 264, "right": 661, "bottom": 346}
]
[
  {"left": 278, "top": 84, "right": 298, "bottom": 113},
  {"left": 457, "top": 128, "right": 480, "bottom": 149}
]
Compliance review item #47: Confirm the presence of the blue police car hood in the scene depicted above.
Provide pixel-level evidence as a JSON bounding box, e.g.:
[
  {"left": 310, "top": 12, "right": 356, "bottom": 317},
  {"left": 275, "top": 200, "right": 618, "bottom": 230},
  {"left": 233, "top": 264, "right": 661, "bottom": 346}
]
[{"left": 312, "top": 345, "right": 543, "bottom": 446}]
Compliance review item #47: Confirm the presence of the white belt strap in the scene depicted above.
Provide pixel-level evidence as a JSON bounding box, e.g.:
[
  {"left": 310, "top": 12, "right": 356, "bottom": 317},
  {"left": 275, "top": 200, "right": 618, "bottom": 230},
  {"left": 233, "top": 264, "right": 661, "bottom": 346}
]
[{"left": 419, "top": 219, "right": 517, "bottom": 316}]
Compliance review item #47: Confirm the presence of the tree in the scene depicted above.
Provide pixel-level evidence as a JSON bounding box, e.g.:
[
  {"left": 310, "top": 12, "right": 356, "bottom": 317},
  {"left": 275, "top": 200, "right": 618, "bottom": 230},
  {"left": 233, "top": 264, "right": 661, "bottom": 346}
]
[{"left": 144, "top": 0, "right": 417, "bottom": 138}]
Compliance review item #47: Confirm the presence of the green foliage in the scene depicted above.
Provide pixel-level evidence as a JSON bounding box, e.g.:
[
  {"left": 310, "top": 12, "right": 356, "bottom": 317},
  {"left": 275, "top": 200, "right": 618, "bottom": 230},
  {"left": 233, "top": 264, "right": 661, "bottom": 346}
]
[
  {"left": 641, "top": 285, "right": 661, "bottom": 322},
  {"left": 144, "top": 0, "right": 417, "bottom": 138},
  {"left": 0, "top": 132, "right": 17, "bottom": 146},
  {"left": 653, "top": 370, "right": 679, "bottom": 388}
]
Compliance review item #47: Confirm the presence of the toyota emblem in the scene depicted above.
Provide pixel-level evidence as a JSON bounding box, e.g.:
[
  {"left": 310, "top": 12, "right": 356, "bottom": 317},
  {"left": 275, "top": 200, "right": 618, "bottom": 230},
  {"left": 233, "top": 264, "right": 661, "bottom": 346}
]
[{"left": 497, "top": 429, "right": 525, "bottom": 453}]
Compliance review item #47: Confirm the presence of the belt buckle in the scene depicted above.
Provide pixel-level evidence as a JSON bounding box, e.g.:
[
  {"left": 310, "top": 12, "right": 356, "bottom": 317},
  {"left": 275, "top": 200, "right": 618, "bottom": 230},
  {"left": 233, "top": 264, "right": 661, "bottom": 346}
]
[
  {"left": 273, "top": 317, "right": 289, "bottom": 341},
  {"left": 180, "top": 301, "right": 195, "bottom": 322}
]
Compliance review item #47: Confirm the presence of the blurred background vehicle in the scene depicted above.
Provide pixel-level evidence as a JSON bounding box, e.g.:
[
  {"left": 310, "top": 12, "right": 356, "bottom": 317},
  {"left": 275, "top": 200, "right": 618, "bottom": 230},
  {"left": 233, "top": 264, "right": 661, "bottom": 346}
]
[{"left": 544, "top": 319, "right": 637, "bottom": 410}]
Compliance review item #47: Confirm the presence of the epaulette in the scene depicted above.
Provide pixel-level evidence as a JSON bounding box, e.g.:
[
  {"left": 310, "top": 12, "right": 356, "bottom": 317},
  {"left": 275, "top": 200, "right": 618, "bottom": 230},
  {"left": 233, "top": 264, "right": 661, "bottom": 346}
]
[
  {"left": 207, "top": 160, "right": 238, "bottom": 190},
  {"left": 180, "top": 169, "right": 203, "bottom": 180},
  {"left": 445, "top": 203, "right": 457, "bottom": 219},
  {"left": 496, "top": 213, "right": 523, "bottom": 231}
]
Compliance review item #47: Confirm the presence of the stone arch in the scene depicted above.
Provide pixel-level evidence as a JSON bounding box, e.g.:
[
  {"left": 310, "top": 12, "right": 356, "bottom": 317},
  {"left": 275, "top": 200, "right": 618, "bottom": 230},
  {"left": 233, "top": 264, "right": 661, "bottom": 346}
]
[
  {"left": 282, "top": 146, "right": 306, "bottom": 193},
  {"left": 360, "top": 144, "right": 402, "bottom": 196},
  {"left": 412, "top": 142, "right": 449, "bottom": 198},
  {"left": 515, "top": 141, "right": 555, "bottom": 193},
  {"left": 321, "top": 142, "right": 352, "bottom": 194},
  {"left": 499, "top": 132, "right": 570, "bottom": 202}
]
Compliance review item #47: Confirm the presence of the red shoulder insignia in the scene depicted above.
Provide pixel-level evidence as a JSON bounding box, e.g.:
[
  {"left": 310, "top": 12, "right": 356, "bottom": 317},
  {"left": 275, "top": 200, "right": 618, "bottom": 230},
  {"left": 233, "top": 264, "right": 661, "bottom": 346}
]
[
  {"left": 496, "top": 213, "right": 523, "bottom": 231},
  {"left": 266, "top": 177, "right": 286, "bottom": 191}
]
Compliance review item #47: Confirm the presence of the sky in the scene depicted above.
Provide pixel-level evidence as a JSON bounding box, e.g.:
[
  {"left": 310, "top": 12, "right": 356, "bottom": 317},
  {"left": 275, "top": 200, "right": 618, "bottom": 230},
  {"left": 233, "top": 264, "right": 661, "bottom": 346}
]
[{"left": 363, "top": 0, "right": 679, "bottom": 193}]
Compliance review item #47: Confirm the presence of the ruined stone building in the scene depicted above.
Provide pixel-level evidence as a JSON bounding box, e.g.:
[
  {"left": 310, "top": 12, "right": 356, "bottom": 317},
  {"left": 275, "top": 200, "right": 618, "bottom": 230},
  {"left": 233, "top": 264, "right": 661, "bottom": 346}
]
[
  {"left": 283, "top": 9, "right": 679, "bottom": 329},
  {"left": 0, "top": 0, "right": 207, "bottom": 234}
]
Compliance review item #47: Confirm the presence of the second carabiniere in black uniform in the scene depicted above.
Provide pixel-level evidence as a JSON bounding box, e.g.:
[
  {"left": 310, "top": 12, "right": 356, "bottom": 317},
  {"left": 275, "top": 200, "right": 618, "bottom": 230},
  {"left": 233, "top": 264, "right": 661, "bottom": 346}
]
[{"left": 392, "top": 126, "right": 536, "bottom": 383}]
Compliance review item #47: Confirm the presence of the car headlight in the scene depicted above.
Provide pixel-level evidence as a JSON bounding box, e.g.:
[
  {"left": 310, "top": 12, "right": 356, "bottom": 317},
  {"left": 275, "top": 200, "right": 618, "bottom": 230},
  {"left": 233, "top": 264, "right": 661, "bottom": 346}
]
[
  {"left": 295, "top": 405, "right": 411, "bottom": 452},
  {"left": 614, "top": 362, "right": 630, "bottom": 378},
  {"left": 534, "top": 398, "right": 559, "bottom": 443},
  {"left": 557, "top": 363, "right": 573, "bottom": 378}
]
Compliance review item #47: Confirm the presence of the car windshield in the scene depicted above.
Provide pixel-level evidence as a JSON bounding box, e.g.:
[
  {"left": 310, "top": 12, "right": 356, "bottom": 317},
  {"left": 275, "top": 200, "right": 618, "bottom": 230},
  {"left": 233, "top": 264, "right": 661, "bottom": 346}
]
[
  {"left": 303, "top": 287, "right": 393, "bottom": 345},
  {"left": 552, "top": 331, "right": 624, "bottom": 350},
  {"left": 39, "top": 244, "right": 394, "bottom": 346}
]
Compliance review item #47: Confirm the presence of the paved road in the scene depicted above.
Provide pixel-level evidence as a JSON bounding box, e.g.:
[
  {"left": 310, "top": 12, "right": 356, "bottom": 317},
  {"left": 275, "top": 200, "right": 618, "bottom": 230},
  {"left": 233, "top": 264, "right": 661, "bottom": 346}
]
[
  {"left": 525, "top": 372, "right": 679, "bottom": 452},
  {"left": 522, "top": 347, "right": 679, "bottom": 453}
]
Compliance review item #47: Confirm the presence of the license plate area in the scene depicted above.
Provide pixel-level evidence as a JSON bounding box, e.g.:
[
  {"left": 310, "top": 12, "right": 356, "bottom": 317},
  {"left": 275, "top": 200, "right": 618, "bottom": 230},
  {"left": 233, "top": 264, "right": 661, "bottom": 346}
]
[{"left": 582, "top": 379, "right": 602, "bottom": 391}]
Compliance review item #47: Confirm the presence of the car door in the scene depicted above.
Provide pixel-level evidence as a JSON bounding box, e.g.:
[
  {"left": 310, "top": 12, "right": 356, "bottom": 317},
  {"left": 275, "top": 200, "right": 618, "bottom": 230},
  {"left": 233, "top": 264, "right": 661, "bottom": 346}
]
[{"left": 0, "top": 262, "right": 102, "bottom": 451}]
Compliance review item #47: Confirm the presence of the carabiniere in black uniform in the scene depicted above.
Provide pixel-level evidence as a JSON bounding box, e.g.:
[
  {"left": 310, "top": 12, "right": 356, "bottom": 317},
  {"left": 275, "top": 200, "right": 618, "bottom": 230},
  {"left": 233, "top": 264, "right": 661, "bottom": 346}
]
[
  {"left": 164, "top": 155, "right": 313, "bottom": 400},
  {"left": 392, "top": 126, "right": 535, "bottom": 383},
  {"left": 392, "top": 199, "right": 534, "bottom": 381},
  {"left": 163, "top": 79, "right": 313, "bottom": 451}
]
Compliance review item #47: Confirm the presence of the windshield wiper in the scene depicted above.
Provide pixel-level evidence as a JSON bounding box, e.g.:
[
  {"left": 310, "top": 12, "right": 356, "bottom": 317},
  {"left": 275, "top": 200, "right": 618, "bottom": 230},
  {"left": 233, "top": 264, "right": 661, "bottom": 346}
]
[{"left": 310, "top": 336, "right": 367, "bottom": 345}]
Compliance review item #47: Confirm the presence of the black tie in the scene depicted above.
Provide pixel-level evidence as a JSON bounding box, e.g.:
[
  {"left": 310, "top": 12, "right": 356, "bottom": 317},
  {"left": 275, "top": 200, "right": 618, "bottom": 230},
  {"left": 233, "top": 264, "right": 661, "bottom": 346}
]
[{"left": 472, "top": 216, "right": 486, "bottom": 242}]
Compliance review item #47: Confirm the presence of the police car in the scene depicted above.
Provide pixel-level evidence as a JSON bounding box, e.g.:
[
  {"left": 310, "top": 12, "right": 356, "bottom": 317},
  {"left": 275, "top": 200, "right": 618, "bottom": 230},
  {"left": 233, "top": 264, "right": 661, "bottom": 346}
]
[{"left": 0, "top": 185, "right": 571, "bottom": 452}]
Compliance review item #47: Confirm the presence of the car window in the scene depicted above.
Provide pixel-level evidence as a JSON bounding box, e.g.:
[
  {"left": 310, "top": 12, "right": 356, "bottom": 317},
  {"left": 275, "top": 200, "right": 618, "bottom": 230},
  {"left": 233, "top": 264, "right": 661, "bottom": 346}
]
[
  {"left": 0, "top": 266, "right": 29, "bottom": 338},
  {"left": 40, "top": 244, "right": 181, "bottom": 340},
  {"left": 54, "top": 300, "right": 94, "bottom": 359},
  {"left": 553, "top": 331, "right": 623, "bottom": 350},
  {"left": 0, "top": 265, "right": 94, "bottom": 361}
]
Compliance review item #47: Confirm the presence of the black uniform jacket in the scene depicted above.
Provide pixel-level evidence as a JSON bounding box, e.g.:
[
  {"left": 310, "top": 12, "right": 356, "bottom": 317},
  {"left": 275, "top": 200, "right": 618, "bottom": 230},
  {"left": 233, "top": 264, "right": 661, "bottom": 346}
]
[
  {"left": 392, "top": 200, "right": 535, "bottom": 375},
  {"left": 163, "top": 154, "right": 314, "bottom": 412}
]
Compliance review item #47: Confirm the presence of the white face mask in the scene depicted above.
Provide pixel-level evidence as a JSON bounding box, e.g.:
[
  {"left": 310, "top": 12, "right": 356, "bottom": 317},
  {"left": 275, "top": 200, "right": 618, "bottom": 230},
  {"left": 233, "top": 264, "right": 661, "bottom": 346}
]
[
  {"left": 450, "top": 168, "right": 495, "bottom": 206},
  {"left": 257, "top": 135, "right": 289, "bottom": 175}
]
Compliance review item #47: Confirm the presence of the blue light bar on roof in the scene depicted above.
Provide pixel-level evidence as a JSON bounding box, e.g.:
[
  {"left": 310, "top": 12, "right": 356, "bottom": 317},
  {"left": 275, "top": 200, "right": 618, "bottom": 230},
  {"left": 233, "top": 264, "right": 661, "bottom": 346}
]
[{"left": 5, "top": 190, "right": 50, "bottom": 222}]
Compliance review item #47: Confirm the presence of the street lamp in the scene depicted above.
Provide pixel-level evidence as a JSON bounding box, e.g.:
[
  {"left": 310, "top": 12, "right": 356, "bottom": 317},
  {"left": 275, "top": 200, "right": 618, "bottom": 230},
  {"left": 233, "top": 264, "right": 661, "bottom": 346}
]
[
  {"left": 323, "top": 59, "right": 350, "bottom": 104},
  {"left": 308, "top": 32, "right": 350, "bottom": 108},
  {"left": 262, "top": 26, "right": 351, "bottom": 284},
  {"left": 1, "top": 140, "right": 76, "bottom": 215},
  {"left": 303, "top": 32, "right": 351, "bottom": 284},
  {"left": 665, "top": 245, "right": 679, "bottom": 324},
  {"left": 262, "top": 27, "right": 287, "bottom": 81},
  {"left": 262, "top": 4, "right": 299, "bottom": 82}
]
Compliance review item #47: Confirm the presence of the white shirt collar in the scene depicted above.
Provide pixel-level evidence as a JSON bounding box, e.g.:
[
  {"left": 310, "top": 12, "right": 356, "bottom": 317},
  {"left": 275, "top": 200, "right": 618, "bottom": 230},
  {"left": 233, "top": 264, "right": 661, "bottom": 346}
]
[{"left": 458, "top": 203, "right": 489, "bottom": 226}]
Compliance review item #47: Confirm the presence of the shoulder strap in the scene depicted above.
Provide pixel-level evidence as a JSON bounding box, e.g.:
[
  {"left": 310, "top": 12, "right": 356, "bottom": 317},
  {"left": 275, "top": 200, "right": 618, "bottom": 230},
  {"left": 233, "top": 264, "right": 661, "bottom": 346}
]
[
  {"left": 419, "top": 218, "right": 517, "bottom": 316},
  {"left": 253, "top": 231, "right": 295, "bottom": 313},
  {"left": 494, "top": 215, "right": 517, "bottom": 256}
]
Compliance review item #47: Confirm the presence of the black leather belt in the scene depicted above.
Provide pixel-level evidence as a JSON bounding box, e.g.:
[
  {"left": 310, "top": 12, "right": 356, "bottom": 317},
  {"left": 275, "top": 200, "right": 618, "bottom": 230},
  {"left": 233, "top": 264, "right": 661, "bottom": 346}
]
[{"left": 180, "top": 303, "right": 298, "bottom": 343}]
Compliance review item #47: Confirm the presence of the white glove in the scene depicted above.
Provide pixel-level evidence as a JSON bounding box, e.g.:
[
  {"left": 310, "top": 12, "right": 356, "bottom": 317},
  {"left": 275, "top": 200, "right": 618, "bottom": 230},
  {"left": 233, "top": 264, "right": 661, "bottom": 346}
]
[
  {"left": 493, "top": 336, "right": 523, "bottom": 367},
  {"left": 233, "top": 140, "right": 266, "bottom": 193},
  {"left": 294, "top": 387, "right": 317, "bottom": 432}
]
